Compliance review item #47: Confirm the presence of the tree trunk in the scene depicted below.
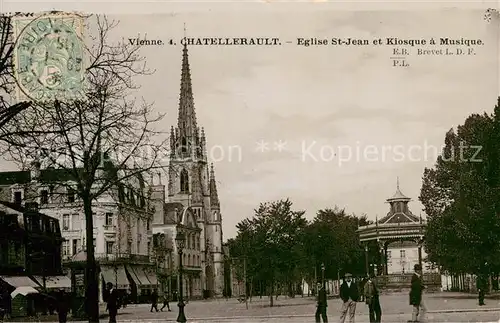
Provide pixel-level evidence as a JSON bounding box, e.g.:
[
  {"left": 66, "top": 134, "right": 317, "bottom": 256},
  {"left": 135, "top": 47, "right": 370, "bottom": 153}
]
[
  {"left": 249, "top": 278, "right": 253, "bottom": 302},
  {"left": 269, "top": 282, "right": 274, "bottom": 307},
  {"left": 84, "top": 195, "right": 99, "bottom": 322}
]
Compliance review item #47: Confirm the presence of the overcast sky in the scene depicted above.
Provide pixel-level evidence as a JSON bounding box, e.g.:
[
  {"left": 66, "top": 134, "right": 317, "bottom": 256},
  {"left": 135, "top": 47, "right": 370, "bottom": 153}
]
[{"left": 3, "top": 4, "right": 499, "bottom": 239}]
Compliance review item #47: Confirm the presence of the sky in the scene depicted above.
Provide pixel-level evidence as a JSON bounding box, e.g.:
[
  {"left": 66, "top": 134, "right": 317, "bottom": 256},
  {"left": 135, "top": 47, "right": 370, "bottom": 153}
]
[{"left": 2, "top": 3, "right": 499, "bottom": 239}]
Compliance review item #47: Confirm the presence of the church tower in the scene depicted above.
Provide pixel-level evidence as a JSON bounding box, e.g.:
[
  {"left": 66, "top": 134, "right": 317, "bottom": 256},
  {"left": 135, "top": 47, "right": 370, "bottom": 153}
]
[{"left": 167, "top": 43, "right": 224, "bottom": 297}]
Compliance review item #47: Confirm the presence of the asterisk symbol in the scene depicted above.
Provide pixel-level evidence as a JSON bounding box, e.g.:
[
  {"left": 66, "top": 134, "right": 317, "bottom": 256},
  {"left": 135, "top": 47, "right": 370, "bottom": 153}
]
[
  {"left": 255, "top": 140, "right": 270, "bottom": 153},
  {"left": 273, "top": 140, "right": 287, "bottom": 152}
]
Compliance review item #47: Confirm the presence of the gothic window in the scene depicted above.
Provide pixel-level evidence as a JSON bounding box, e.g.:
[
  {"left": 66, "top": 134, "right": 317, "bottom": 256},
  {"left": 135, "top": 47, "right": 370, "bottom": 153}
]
[
  {"left": 181, "top": 138, "right": 187, "bottom": 154},
  {"left": 180, "top": 169, "right": 189, "bottom": 193}
]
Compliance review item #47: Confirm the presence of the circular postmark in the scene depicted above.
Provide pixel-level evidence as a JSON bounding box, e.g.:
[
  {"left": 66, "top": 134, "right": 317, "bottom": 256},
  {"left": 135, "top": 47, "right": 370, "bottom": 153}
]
[{"left": 13, "top": 13, "right": 85, "bottom": 102}]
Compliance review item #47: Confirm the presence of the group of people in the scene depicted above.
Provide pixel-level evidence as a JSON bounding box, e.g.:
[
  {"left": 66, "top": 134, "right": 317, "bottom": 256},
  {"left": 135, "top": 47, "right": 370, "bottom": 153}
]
[
  {"left": 105, "top": 283, "right": 174, "bottom": 323},
  {"left": 315, "top": 264, "right": 426, "bottom": 323}
]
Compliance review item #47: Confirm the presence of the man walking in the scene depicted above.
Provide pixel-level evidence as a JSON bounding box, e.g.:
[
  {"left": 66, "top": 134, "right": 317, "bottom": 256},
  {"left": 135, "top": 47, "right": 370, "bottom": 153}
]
[
  {"left": 150, "top": 289, "right": 159, "bottom": 312},
  {"left": 160, "top": 292, "right": 171, "bottom": 312},
  {"left": 477, "top": 274, "right": 487, "bottom": 306},
  {"left": 315, "top": 282, "right": 328, "bottom": 322},
  {"left": 340, "top": 273, "right": 358, "bottom": 323},
  {"left": 364, "top": 274, "right": 382, "bottom": 323},
  {"left": 409, "top": 264, "right": 426, "bottom": 323},
  {"left": 105, "top": 283, "right": 119, "bottom": 323}
]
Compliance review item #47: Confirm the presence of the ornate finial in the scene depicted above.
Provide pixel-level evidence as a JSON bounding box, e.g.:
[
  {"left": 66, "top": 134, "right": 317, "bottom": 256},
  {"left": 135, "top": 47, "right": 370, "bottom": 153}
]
[
  {"left": 184, "top": 22, "right": 187, "bottom": 38},
  {"left": 397, "top": 176, "right": 400, "bottom": 190}
]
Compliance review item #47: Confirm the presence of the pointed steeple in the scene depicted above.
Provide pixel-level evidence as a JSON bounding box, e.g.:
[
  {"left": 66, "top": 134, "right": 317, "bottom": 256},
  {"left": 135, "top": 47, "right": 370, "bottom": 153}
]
[
  {"left": 177, "top": 41, "right": 197, "bottom": 138},
  {"left": 209, "top": 163, "right": 220, "bottom": 209}
]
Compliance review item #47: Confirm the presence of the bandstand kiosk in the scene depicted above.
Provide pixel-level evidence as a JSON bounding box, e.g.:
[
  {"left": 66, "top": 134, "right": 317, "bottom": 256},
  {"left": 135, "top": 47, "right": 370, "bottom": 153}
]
[{"left": 357, "top": 180, "right": 441, "bottom": 291}]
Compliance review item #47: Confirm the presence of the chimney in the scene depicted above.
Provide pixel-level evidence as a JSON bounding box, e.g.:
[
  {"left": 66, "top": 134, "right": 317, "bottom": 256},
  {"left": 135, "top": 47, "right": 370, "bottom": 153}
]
[{"left": 30, "top": 160, "right": 41, "bottom": 181}]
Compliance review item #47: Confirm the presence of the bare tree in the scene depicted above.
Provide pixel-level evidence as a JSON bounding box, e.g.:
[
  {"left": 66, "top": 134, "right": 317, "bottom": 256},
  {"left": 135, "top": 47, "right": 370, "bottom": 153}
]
[
  {"left": 1, "top": 15, "right": 167, "bottom": 322},
  {"left": 0, "top": 14, "right": 31, "bottom": 134}
]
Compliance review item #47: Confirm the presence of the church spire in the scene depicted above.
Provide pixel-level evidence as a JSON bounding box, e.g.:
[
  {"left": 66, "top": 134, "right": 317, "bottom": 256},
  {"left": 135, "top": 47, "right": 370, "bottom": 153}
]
[
  {"left": 209, "top": 163, "right": 220, "bottom": 209},
  {"left": 177, "top": 39, "right": 197, "bottom": 138}
]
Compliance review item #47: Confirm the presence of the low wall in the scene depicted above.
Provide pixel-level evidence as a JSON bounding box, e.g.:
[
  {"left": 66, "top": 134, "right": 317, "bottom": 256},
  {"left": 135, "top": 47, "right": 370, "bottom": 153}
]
[{"left": 376, "top": 273, "right": 441, "bottom": 292}]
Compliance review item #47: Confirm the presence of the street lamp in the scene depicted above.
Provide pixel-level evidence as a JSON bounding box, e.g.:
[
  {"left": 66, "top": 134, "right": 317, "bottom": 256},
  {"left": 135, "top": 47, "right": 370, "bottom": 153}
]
[{"left": 175, "top": 228, "right": 187, "bottom": 323}]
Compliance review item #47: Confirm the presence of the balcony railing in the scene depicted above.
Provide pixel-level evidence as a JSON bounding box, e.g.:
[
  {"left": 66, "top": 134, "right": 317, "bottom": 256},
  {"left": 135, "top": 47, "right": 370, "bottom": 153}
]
[{"left": 62, "top": 253, "right": 152, "bottom": 264}]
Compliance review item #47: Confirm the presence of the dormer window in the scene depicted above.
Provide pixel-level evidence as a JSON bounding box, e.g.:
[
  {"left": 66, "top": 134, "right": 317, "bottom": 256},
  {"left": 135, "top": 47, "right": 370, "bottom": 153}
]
[
  {"left": 40, "top": 190, "right": 49, "bottom": 204},
  {"left": 13, "top": 190, "right": 22, "bottom": 205},
  {"left": 67, "top": 187, "right": 75, "bottom": 203}
]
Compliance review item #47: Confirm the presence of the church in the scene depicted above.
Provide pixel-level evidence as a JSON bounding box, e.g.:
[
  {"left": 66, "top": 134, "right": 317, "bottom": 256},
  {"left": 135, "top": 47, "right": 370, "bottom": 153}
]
[{"left": 149, "top": 43, "right": 225, "bottom": 299}]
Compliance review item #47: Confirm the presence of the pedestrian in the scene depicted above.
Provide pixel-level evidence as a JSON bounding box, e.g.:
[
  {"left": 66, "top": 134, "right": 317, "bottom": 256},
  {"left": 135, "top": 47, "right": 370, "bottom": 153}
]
[
  {"left": 161, "top": 292, "right": 171, "bottom": 312},
  {"left": 106, "top": 283, "right": 119, "bottom": 323},
  {"left": 340, "top": 273, "right": 358, "bottom": 323},
  {"left": 364, "top": 274, "right": 381, "bottom": 323},
  {"left": 477, "top": 274, "right": 487, "bottom": 306},
  {"left": 150, "top": 289, "right": 159, "bottom": 312},
  {"left": 56, "top": 289, "right": 69, "bottom": 323},
  {"left": 409, "top": 264, "right": 426, "bottom": 323},
  {"left": 358, "top": 277, "right": 367, "bottom": 302},
  {"left": 315, "top": 281, "right": 328, "bottom": 322}
]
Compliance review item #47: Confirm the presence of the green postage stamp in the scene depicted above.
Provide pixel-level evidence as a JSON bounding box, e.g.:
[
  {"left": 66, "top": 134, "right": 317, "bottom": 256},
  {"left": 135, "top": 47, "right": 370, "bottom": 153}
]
[{"left": 12, "top": 13, "right": 85, "bottom": 102}]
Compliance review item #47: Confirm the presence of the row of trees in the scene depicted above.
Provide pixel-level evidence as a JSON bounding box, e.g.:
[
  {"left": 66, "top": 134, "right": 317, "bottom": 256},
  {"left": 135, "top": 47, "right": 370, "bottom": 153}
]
[
  {"left": 226, "top": 199, "right": 374, "bottom": 306},
  {"left": 420, "top": 97, "right": 500, "bottom": 276},
  {"left": 0, "top": 14, "right": 165, "bottom": 322}
]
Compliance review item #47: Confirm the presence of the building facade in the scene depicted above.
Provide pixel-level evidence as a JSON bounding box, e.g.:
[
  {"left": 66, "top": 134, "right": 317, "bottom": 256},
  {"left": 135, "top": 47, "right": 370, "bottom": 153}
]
[
  {"left": 150, "top": 44, "right": 225, "bottom": 299},
  {"left": 0, "top": 200, "right": 66, "bottom": 292},
  {"left": 0, "top": 163, "right": 156, "bottom": 303}
]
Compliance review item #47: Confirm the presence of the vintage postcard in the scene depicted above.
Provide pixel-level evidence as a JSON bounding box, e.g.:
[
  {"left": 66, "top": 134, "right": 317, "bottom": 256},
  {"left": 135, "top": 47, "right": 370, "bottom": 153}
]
[{"left": 0, "top": 3, "right": 498, "bottom": 323}]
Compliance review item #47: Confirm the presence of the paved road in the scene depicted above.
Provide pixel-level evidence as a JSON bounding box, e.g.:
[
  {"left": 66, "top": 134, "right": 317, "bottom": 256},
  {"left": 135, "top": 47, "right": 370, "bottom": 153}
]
[{"left": 8, "top": 292, "right": 500, "bottom": 322}]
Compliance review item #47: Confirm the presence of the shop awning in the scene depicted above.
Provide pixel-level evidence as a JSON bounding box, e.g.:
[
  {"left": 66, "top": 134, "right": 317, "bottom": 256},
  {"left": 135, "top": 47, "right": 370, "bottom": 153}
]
[
  {"left": 125, "top": 266, "right": 141, "bottom": 287},
  {"left": 33, "top": 276, "right": 71, "bottom": 289},
  {"left": 129, "top": 266, "right": 152, "bottom": 287},
  {"left": 144, "top": 268, "right": 158, "bottom": 286},
  {"left": 0, "top": 276, "right": 40, "bottom": 288},
  {"left": 100, "top": 266, "right": 129, "bottom": 289},
  {"left": 11, "top": 286, "right": 39, "bottom": 298}
]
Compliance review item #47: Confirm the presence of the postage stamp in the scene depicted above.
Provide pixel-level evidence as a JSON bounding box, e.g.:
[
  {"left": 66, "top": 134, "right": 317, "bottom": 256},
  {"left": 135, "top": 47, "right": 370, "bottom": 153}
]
[{"left": 12, "top": 12, "right": 85, "bottom": 102}]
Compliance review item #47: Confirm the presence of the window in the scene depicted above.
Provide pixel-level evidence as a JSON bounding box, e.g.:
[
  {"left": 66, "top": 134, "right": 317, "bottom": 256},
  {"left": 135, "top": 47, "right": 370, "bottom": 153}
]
[
  {"left": 72, "top": 214, "right": 80, "bottom": 231},
  {"left": 40, "top": 190, "right": 49, "bottom": 204},
  {"left": 62, "top": 240, "right": 69, "bottom": 256},
  {"left": 137, "top": 240, "right": 140, "bottom": 254},
  {"left": 147, "top": 242, "right": 150, "bottom": 255},
  {"left": 72, "top": 239, "right": 78, "bottom": 255},
  {"left": 62, "top": 214, "right": 70, "bottom": 230},
  {"left": 93, "top": 239, "right": 96, "bottom": 252},
  {"left": 387, "top": 250, "right": 392, "bottom": 259},
  {"left": 13, "top": 191, "right": 22, "bottom": 205},
  {"left": 105, "top": 213, "right": 113, "bottom": 226},
  {"left": 127, "top": 241, "right": 132, "bottom": 253},
  {"left": 146, "top": 220, "right": 150, "bottom": 231},
  {"left": 400, "top": 250, "right": 406, "bottom": 258},
  {"left": 106, "top": 241, "right": 114, "bottom": 254},
  {"left": 67, "top": 187, "right": 75, "bottom": 203},
  {"left": 180, "top": 169, "right": 189, "bottom": 192}
]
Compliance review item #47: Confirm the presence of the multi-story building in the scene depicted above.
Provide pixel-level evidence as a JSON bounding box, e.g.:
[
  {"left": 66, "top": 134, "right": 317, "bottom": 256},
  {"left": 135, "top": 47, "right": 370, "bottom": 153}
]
[
  {"left": 0, "top": 200, "right": 65, "bottom": 291},
  {"left": 0, "top": 161, "right": 156, "bottom": 303},
  {"left": 150, "top": 44, "right": 225, "bottom": 299}
]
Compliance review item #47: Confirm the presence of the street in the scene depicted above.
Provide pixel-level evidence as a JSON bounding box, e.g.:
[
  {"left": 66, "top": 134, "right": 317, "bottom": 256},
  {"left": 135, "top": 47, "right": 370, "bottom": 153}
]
[
  {"left": 8, "top": 292, "right": 500, "bottom": 322},
  {"left": 62, "top": 292, "right": 500, "bottom": 322}
]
